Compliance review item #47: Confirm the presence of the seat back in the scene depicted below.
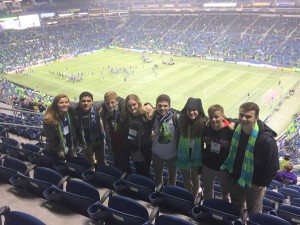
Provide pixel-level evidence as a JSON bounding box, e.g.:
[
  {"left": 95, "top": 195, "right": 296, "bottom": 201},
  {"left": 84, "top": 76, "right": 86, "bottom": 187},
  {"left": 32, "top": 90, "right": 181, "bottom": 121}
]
[
  {"left": 265, "top": 189, "right": 285, "bottom": 205},
  {"left": 277, "top": 204, "right": 300, "bottom": 225},
  {"left": 248, "top": 213, "right": 292, "bottom": 225},
  {"left": 82, "top": 164, "right": 122, "bottom": 189},
  {"left": 43, "top": 179, "right": 100, "bottom": 217},
  {"left": 55, "top": 157, "right": 91, "bottom": 178},
  {"left": 7, "top": 143, "right": 40, "bottom": 162},
  {"left": 0, "top": 156, "right": 28, "bottom": 183},
  {"left": 9, "top": 167, "right": 64, "bottom": 198},
  {"left": 2, "top": 209, "right": 46, "bottom": 225},
  {"left": 291, "top": 198, "right": 300, "bottom": 207},
  {"left": 149, "top": 185, "right": 194, "bottom": 216},
  {"left": 278, "top": 187, "right": 300, "bottom": 201},
  {"left": 88, "top": 195, "right": 149, "bottom": 225},
  {"left": 113, "top": 173, "right": 155, "bottom": 202},
  {"left": 286, "top": 185, "right": 300, "bottom": 192},
  {"left": 0, "top": 137, "right": 19, "bottom": 154},
  {"left": 192, "top": 198, "right": 242, "bottom": 224},
  {"left": 154, "top": 214, "right": 195, "bottom": 225},
  {"left": 28, "top": 153, "right": 56, "bottom": 169}
]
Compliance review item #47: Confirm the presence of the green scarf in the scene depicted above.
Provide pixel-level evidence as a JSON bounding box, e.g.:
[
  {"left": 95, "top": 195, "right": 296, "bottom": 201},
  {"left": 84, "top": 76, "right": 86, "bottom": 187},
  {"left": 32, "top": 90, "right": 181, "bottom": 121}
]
[
  {"left": 220, "top": 122, "right": 259, "bottom": 187},
  {"left": 57, "top": 111, "right": 75, "bottom": 153},
  {"left": 176, "top": 137, "right": 202, "bottom": 169}
]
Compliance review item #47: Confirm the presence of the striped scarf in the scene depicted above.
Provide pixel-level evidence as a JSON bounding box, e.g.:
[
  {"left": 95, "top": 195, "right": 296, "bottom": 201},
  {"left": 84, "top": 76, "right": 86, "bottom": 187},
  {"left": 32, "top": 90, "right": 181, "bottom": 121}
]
[
  {"left": 220, "top": 122, "right": 259, "bottom": 187},
  {"left": 176, "top": 137, "right": 202, "bottom": 169},
  {"left": 58, "top": 111, "right": 75, "bottom": 153}
]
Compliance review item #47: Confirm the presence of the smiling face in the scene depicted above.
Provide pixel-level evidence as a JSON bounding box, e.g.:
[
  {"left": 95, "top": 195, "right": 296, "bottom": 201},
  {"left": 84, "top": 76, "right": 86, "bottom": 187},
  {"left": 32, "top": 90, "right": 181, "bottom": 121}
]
[
  {"left": 187, "top": 109, "right": 199, "bottom": 120},
  {"left": 156, "top": 101, "right": 170, "bottom": 116},
  {"left": 127, "top": 99, "right": 139, "bottom": 116},
  {"left": 57, "top": 97, "right": 70, "bottom": 115},
  {"left": 209, "top": 110, "right": 225, "bottom": 130},
  {"left": 105, "top": 97, "right": 118, "bottom": 113},
  {"left": 80, "top": 96, "right": 93, "bottom": 112},
  {"left": 238, "top": 108, "right": 258, "bottom": 134}
]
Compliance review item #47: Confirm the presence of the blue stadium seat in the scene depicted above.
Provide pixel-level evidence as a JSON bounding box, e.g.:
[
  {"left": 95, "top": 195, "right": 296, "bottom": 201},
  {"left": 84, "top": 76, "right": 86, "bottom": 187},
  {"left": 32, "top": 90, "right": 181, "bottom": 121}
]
[
  {"left": 88, "top": 190, "right": 150, "bottom": 225},
  {"left": 265, "top": 189, "right": 285, "bottom": 207},
  {"left": 248, "top": 212, "right": 292, "bottom": 225},
  {"left": 43, "top": 179, "right": 100, "bottom": 217},
  {"left": 0, "top": 206, "right": 46, "bottom": 225},
  {"left": 291, "top": 198, "right": 300, "bottom": 207},
  {"left": 278, "top": 187, "right": 300, "bottom": 202},
  {"left": 54, "top": 156, "right": 92, "bottom": 178},
  {"left": 113, "top": 173, "right": 155, "bottom": 202},
  {"left": 192, "top": 198, "right": 243, "bottom": 225},
  {"left": 6, "top": 143, "right": 41, "bottom": 162},
  {"left": 0, "top": 155, "right": 32, "bottom": 184},
  {"left": 9, "top": 166, "right": 69, "bottom": 198},
  {"left": 82, "top": 164, "right": 123, "bottom": 189},
  {"left": 149, "top": 185, "right": 196, "bottom": 216},
  {"left": 277, "top": 204, "right": 300, "bottom": 225},
  {"left": 145, "top": 214, "right": 195, "bottom": 225},
  {"left": 0, "top": 137, "right": 19, "bottom": 154}
]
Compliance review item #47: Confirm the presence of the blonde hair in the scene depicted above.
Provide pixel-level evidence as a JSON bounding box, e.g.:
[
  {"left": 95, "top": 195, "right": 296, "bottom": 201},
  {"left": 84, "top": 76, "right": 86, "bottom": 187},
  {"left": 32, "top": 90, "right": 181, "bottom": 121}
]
[
  {"left": 122, "top": 94, "right": 149, "bottom": 120},
  {"left": 104, "top": 91, "right": 118, "bottom": 102},
  {"left": 284, "top": 162, "right": 293, "bottom": 172}
]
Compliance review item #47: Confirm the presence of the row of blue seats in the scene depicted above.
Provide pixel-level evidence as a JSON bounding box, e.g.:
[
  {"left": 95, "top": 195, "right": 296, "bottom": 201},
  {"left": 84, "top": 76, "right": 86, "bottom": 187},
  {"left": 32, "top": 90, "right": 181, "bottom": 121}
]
[{"left": 2, "top": 147, "right": 300, "bottom": 225}]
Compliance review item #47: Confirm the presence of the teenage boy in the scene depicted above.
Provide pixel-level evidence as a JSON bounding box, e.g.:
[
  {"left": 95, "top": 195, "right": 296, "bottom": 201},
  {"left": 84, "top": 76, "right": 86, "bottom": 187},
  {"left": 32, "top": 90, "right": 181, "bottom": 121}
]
[
  {"left": 72, "top": 91, "right": 106, "bottom": 166},
  {"left": 151, "top": 94, "right": 180, "bottom": 187},
  {"left": 221, "top": 102, "right": 279, "bottom": 213},
  {"left": 202, "top": 104, "right": 233, "bottom": 201}
]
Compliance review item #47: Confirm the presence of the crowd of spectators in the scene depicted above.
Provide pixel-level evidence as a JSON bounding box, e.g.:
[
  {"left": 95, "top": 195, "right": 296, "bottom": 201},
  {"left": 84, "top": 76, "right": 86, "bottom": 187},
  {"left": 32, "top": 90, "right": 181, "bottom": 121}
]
[{"left": 1, "top": 13, "right": 300, "bottom": 73}]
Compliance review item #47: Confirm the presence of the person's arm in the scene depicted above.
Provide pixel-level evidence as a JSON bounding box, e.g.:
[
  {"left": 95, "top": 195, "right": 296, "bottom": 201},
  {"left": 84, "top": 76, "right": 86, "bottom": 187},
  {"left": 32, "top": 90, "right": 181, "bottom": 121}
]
[
  {"left": 275, "top": 171, "right": 283, "bottom": 182},
  {"left": 263, "top": 138, "right": 280, "bottom": 186},
  {"left": 43, "top": 122, "right": 64, "bottom": 155},
  {"left": 292, "top": 173, "right": 298, "bottom": 185}
]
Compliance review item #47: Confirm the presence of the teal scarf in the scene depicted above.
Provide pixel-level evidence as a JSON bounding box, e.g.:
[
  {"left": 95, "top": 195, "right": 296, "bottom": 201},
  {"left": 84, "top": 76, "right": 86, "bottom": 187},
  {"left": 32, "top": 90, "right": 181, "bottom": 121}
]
[
  {"left": 158, "top": 111, "right": 173, "bottom": 144},
  {"left": 58, "top": 111, "right": 75, "bottom": 153},
  {"left": 176, "top": 136, "right": 202, "bottom": 169},
  {"left": 220, "top": 122, "right": 259, "bottom": 187}
]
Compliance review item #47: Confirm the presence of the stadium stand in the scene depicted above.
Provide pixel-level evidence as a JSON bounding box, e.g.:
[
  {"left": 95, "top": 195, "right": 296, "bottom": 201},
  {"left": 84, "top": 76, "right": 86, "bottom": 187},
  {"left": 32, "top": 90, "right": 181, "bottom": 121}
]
[{"left": 1, "top": 1, "right": 300, "bottom": 224}]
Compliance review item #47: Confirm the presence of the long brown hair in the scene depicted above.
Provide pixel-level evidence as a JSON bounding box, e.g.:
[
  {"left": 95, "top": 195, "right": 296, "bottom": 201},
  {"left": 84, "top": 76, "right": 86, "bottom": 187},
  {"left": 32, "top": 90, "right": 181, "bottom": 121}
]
[
  {"left": 121, "top": 94, "right": 149, "bottom": 121},
  {"left": 180, "top": 109, "right": 205, "bottom": 139},
  {"left": 44, "top": 94, "right": 70, "bottom": 125}
]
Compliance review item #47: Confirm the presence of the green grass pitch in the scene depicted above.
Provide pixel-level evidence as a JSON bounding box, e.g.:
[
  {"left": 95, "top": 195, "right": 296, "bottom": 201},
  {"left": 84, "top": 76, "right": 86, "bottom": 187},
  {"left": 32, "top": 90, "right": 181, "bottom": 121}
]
[{"left": 7, "top": 48, "right": 300, "bottom": 122}]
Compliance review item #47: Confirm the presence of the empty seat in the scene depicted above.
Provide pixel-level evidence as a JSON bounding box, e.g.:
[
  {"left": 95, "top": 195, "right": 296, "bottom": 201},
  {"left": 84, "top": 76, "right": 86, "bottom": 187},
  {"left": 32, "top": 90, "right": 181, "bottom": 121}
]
[
  {"left": 192, "top": 198, "right": 243, "bottom": 225},
  {"left": 149, "top": 185, "right": 195, "bottom": 216},
  {"left": 0, "top": 155, "right": 32, "bottom": 184},
  {"left": 248, "top": 212, "right": 292, "bottom": 225},
  {"left": 9, "top": 166, "right": 69, "bottom": 198},
  {"left": 88, "top": 190, "right": 151, "bottom": 225},
  {"left": 82, "top": 164, "right": 123, "bottom": 189},
  {"left": 113, "top": 173, "right": 155, "bottom": 202},
  {"left": 0, "top": 206, "right": 46, "bottom": 225},
  {"left": 43, "top": 179, "right": 100, "bottom": 217}
]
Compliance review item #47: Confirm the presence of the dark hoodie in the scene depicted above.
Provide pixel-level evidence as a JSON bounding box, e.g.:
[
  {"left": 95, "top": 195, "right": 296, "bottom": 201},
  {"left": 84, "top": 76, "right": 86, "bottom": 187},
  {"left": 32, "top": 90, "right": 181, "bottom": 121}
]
[
  {"left": 231, "top": 119, "right": 279, "bottom": 187},
  {"left": 202, "top": 118, "right": 234, "bottom": 170}
]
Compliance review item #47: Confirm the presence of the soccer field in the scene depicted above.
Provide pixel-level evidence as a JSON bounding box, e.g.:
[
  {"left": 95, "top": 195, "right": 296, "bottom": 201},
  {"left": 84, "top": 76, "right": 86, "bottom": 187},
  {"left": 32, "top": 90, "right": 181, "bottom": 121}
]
[{"left": 7, "top": 48, "right": 300, "bottom": 121}]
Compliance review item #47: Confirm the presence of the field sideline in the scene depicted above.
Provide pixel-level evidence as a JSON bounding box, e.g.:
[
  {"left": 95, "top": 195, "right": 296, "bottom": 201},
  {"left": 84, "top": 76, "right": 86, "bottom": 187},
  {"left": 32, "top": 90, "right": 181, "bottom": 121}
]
[{"left": 6, "top": 48, "right": 300, "bottom": 133}]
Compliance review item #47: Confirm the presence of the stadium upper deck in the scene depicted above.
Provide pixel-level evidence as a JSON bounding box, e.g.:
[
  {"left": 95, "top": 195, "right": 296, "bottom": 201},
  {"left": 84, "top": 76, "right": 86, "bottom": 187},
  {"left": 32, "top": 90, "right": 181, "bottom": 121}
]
[
  {"left": 1, "top": 11, "right": 300, "bottom": 73},
  {"left": 2, "top": 0, "right": 300, "bottom": 15}
]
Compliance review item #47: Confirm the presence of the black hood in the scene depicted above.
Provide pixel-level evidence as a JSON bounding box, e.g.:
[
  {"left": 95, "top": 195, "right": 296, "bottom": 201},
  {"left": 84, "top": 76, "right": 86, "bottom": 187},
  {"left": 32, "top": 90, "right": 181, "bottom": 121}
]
[{"left": 257, "top": 119, "right": 277, "bottom": 138}]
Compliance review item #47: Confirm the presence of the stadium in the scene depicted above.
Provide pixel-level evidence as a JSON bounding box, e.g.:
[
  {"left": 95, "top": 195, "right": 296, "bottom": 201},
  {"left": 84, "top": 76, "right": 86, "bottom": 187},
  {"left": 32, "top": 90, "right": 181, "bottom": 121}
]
[{"left": 1, "top": 0, "right": 300, "bottom": 224}]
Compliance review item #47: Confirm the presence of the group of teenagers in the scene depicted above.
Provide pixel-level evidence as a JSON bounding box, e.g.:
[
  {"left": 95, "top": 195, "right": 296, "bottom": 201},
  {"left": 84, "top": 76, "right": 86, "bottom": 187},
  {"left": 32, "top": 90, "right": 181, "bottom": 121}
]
[{"left": 42, "top": 91, "right": 279, "bottom": 216}]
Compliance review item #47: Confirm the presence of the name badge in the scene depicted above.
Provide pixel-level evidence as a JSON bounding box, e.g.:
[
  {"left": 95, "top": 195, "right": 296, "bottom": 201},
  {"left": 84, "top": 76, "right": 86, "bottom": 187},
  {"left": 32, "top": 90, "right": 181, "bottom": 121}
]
[
  {"left": 128, "top": 129, "right": 137, "bottom": 140},
  {"left": 189, "top": 139, "right": 195, "bottom": 148},
  {"left": 210, "top": 141, "right": 221, "bottom": 153},
  {"left": 63, "top": 125, "right": 69, "bottom": 135}
]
